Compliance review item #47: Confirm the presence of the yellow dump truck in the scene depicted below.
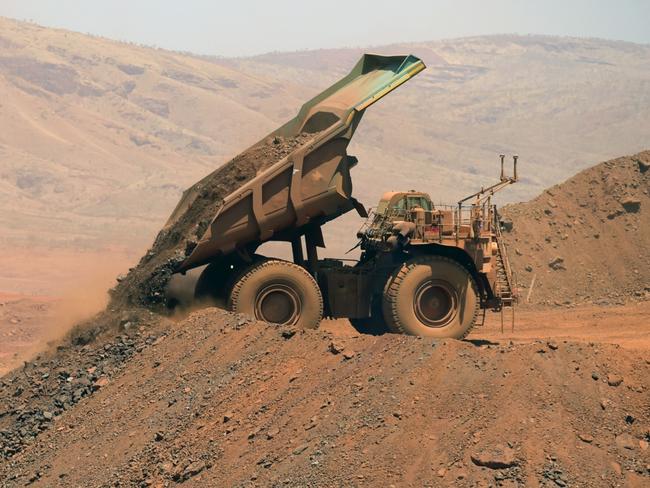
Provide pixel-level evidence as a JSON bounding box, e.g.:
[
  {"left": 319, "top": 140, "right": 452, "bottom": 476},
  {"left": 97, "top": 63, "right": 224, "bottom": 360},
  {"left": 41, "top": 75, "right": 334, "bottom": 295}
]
[{"left": 169, "top": 54, "right": 517, "bottom": 339}]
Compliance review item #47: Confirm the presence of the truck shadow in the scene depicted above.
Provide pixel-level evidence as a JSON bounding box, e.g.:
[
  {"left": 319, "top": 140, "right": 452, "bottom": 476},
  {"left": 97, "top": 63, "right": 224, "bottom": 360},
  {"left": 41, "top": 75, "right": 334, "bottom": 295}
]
[{"left": 465, "top": 338, "right": 501, "bottom": 347}]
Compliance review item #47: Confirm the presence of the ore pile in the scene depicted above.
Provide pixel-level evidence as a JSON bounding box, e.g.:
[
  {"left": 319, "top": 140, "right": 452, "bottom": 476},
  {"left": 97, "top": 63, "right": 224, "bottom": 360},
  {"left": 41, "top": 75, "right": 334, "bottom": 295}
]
[
  {"left": 1, "top": 308, "right": 648, "bottom": 487},
  {"left": 109, "top": 132, "right": 316, "bottom": 311},
  {"left": 502, "top": 151, "right": 650, "bottom": 306},
  {"left": 0, "top": 309, "right": 167, "bottom": 459}
]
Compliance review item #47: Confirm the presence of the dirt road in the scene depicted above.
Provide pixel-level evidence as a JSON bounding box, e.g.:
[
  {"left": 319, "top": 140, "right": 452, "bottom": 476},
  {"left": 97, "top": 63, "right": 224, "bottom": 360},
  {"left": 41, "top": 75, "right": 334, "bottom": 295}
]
[{"left": 477, "top": 302, "right": 650, "bottom": 351}]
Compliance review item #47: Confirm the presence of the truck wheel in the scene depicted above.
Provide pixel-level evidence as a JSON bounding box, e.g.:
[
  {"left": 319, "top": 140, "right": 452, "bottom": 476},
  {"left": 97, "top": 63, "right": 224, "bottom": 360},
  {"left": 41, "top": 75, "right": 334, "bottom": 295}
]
[
  {"left": 382, "top": 256, "right": 479, "bottom": 339},
  {"left": 228, "top": 259, "right": 323, "bottom": 329},
  {"left": 195, "top": 255, "right": 264, "bottom": 305}
]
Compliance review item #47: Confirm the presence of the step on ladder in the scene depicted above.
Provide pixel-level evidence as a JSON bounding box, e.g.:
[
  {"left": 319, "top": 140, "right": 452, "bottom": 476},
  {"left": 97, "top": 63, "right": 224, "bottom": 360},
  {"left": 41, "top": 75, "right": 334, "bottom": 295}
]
[{"left": 493, "top": 213, "right": 517, "bottom": 332}]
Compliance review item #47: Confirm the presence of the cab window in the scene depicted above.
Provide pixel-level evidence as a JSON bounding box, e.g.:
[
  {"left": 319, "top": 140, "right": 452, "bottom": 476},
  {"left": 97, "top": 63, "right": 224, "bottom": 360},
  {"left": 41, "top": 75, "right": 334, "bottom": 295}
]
[
  {"left": 407, "top": 196, "right": 432, "bottom": 210},
  {"left": 376, "top": 200, "right": 388, "bottom": 215}
]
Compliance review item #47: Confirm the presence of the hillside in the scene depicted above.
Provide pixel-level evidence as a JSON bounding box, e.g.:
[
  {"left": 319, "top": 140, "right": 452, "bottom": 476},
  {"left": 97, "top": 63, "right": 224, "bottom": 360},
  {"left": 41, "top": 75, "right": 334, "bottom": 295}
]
[
  {"left": 503, "top": 151, "right": 650, "bottom": 306},
  {"left": 2, "top": 17, "right": 650, "bottom": 297}
]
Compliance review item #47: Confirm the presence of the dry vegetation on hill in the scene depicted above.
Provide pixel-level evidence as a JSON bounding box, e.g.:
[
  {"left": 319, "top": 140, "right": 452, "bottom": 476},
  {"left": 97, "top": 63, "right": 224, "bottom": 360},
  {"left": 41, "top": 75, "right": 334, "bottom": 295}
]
[{"left": 1, "top": 16, "right": 650, "bottom": 277}]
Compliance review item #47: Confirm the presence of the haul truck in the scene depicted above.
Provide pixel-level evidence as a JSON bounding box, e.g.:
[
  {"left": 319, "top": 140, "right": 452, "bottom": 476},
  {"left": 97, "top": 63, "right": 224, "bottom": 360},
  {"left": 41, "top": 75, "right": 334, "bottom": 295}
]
[{"left": 170, "top": 54, "right": 517, "bottom": 339}]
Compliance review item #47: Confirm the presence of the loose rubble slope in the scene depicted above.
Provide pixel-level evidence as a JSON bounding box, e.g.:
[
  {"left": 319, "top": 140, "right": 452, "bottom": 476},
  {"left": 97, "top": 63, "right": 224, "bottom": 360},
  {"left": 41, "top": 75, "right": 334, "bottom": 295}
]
[
  {"left": 109, "top": 133, "right": 314, "bottom": 310},
  {"left": 502, "top": 150, "right": 650, "bottom": 306},
  {"left": 1, "top": 309, "right": 648, "bottom": 487}
]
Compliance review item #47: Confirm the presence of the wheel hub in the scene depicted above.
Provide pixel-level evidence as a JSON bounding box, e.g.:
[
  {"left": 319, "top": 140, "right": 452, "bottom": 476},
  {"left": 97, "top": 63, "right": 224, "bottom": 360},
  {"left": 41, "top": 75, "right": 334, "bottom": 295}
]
[
  {"left": 414, "top": 280, "right": 458, "bottom": 328},
  {"left": 255, "top": 283, "right": 301, "bottom": 325}
]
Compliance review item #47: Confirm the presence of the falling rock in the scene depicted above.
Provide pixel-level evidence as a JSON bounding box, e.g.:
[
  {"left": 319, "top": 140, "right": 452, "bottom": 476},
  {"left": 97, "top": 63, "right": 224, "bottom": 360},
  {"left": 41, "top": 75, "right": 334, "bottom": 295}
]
[{"left": 470, "top": 445, "right": 517, "bottom": 469}]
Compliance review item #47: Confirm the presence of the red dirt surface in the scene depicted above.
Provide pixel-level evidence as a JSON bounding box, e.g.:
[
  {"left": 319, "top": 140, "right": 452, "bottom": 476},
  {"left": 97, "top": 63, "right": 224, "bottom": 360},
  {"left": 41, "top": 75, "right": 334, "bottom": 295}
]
[
  {"left": 477, "top": 302, "right": 650, "bottom": 351},
  {"left": 0, "top": 305, "right": 648, "bottom": 487}
]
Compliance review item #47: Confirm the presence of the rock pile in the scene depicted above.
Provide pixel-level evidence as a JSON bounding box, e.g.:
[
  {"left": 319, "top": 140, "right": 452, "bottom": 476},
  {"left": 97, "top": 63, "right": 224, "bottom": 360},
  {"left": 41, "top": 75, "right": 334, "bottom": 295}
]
[
  {"left": 1, "top": 309, "right": 648, "bottom": 486},
  {"left": 0, "top": 310, "right": 167, "bottom": 459},
  {"left": 502, "top": 151, "right": 650, "bottom": 306}
]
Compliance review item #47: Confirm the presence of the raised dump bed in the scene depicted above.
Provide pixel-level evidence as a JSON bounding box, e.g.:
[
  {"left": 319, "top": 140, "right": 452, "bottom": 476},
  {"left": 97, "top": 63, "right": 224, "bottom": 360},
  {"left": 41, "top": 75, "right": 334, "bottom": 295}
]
[{"left": 173, "top": 54, "right": 425, "bottom": 273}]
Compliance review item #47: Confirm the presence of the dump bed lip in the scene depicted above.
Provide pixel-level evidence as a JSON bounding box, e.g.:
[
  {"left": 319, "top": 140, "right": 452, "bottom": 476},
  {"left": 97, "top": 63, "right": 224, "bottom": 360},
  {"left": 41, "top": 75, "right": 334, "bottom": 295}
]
[{"left": 173, "top": 53, "right": 426, "bottom": 273}]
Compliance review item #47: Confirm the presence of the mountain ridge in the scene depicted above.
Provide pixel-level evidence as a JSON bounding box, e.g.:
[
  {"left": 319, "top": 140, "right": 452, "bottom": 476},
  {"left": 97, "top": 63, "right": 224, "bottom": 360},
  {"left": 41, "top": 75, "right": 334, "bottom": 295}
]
[{"left": 1, "top": 16, "right": 649, "bottom": 294}]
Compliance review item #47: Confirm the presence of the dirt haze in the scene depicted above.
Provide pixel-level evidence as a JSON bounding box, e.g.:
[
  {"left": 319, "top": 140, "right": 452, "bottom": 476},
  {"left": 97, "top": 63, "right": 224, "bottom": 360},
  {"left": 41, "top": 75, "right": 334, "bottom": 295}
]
[{"left": 0, "top": 252, "right": 134, "bottom": 375}]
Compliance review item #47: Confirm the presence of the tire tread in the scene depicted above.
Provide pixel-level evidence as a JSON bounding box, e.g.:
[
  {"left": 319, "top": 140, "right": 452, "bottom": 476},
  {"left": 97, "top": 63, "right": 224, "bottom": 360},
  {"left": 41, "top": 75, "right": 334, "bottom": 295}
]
[
  {"left": 383, "top": 255, "right": 480, "bottom": 339},
  {"left": 228, "top": 258, "right": 323, "bottom": 329}
]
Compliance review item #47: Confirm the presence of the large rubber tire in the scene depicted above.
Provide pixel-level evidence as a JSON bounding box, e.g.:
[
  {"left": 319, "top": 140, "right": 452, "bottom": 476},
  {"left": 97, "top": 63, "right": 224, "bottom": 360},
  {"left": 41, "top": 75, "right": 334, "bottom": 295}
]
[
  {"left": 194, "top": 255, "right": 264, "bottom": 305},
  {"left": 228, "top": 259, "right": 323, "bottom": 329},
  {"left": 382, "top": 256, "right": 479, "bottom": 339}
]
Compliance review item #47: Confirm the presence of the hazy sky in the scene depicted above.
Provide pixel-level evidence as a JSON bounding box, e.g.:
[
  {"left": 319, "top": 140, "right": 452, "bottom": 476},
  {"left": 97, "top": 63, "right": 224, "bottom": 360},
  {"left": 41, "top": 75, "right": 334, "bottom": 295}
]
[{"left": 1, "top": 0, "right": 648, "bottom": 56}]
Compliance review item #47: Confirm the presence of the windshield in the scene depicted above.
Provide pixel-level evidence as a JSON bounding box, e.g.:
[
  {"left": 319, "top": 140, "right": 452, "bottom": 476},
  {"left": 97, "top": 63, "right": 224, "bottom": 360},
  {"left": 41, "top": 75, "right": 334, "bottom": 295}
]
[
  {"left": 376, "top": 200, "right": 389, "bottom": 215},
  {"left": 407, "top": 196, "right": 432, "bottom": 210}
]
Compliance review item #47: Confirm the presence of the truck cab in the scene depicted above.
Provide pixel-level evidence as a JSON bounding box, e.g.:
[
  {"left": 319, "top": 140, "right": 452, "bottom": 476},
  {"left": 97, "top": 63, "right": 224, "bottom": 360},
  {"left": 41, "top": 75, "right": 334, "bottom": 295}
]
[{"left": 376, "top": 191, "right": 434, "bottom": 215}]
